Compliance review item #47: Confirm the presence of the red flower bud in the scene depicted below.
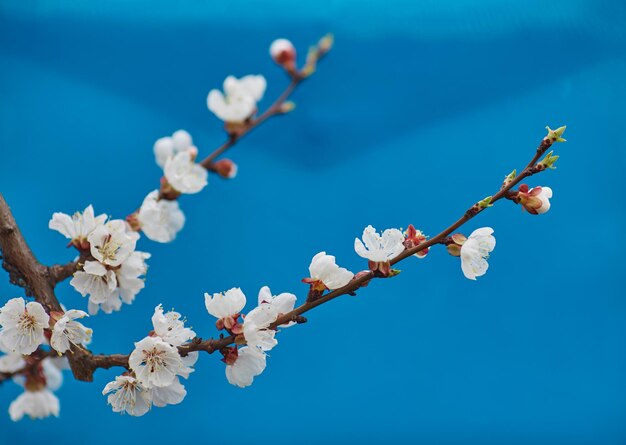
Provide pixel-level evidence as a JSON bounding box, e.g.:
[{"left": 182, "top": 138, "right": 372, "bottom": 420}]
[
  {"left": 270, "top": 38, "right": 297, "bottom": 69},
  {"left": 213, "top": 159, "right": 238, "bottom": 179}
]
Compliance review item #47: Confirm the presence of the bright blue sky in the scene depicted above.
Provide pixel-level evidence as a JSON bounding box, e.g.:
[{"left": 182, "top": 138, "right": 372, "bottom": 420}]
[{"left": 1, "top": 1, "right": 625, "bottom": 444}]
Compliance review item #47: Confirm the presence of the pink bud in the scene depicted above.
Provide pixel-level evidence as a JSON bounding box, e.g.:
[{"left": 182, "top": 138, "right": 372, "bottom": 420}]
[
  {"left": 220, "top": 346, "right": 239, "bottom": 366},
  {"left": 270, "top": 38, "right": 296, "bottom": 67},
  {"left": 213, "top": 159, "right": 238, "bottom": 179}
]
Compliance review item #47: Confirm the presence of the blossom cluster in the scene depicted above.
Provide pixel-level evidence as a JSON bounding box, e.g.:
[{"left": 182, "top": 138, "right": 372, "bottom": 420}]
[
  {"left": 49, "top": 206, "right": 150, "bottom": 315},
  {"left": 0, "top": 30, "right": 561, "bottom": 422},
  {"left": 103, "top": 305, "right": 197, "bottom": 415},
  {"left": 0, "top": 298, "right": 91, "bottom": 420}
]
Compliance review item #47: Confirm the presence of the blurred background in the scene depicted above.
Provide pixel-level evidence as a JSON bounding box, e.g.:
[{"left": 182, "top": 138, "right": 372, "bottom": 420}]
[{"left": 1, "top": 1, "right": 625, "bottom": 443}]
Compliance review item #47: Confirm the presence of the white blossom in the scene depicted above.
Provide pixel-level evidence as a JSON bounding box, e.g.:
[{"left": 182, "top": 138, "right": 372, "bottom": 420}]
[
  {"left": 153, "top": 129, "right": 195, "bottom": 168},
  {"left": 460, "top": 227, "right": 496, "bottom": 280},
  {"left": 129, "top": 336, "right": 192, "bottom": 388},
  {"left": 354, "top": 225, "right": 405, "bottom": 263},
  {"left": 150, "top": 377, "right": 187, "bottom": 407},
  {"left": 225, "top": 346, "right": 266, "bottom": 388},
  {"left": 0, "top": 298, "right": 49, "bottom": 355},
  {"left": 9, "top": 389, "right": 59, "bottom": 421},
  {"left": 181, "top": 351, "right": 199, "bottom": 369},
  {"left": 257, "top": 286, "right": 296, "bottom": 328},
  {"left": 41, "top": 358, "right": 64, "bottom": 391},
  {"left": 0, "top": 353, "right": 25, "bottom": 373},
  {"left": 87, "top": 291, "right": 122, "bottom": 316},
  {"left": 307, "top": 252, "right": 354, "bottom": 290},
  {"left": 70, "top": 260, "right": 117, "bottom": 310},
  {"left": 164, "top": 151, "right": 208, "bottom": 194},
  {"left": 207, "top": 75, "right": 266, "bottom": 123},
  {"left": 48, "top": 204, "right": 106, "bottom": 244},
  {"left": 269, "top": 39, "right": 296, "bottom": 64},
  {"left": 138, "top": 190, "right": 185, "bottom": 243},
  {"left": 50, "top": 309, "right": 92, "bottom": 354},
  {"left": 115, "top": 251, "right": 151, "bottom": 305},
  {"left": 205, "top": 288, "right": 246, "bottom": 319},
  {"left": 88, "top": 220, "right": 138, "bottom": 267},
  {"left": 102, "top": 375, "right": 151, "bottom": 416},
  {"left": 243, "top": 304, "right": 279, "bottom": 352},
  {"left": 527, "top": 186, "right": 553, "bottom": 214},
  {"left": 151, "top": 305, "right": 195, "bottom": 347},
  {"left": 78, "top": 250, "right": 149, "bottom": 316}
]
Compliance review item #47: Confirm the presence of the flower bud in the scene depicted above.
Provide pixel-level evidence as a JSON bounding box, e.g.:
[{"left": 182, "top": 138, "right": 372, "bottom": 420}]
[
  {"left": 478, "top": 196, "right": 493, "bottom": 209},
  {"left": 403, "top": 224, "right": 429, "bottom": 258},
  {"left": 545, "top": 125, "right": 567, "bottom": 143},
  {"left": 517, "top": 185, "right": 553, "bottom": 215},
  {"left": 318, "top": 33, "right": 334, "bottom": 54},
  {"left": 537, "top": 150, "right": 559, "bottom": 170},
  {"left": 270, "top": 38, "right": 296, "bottom": 69},
  {"left": 220, "top": 346, "right": 239, "bottom": 366},
  {"left": 279, "top": 101, "right": 296, "bottom": 114},
  {"left": 503, "top": 169, "right": 516, "bottom": 186},
  {"left": 213, "top": 159, "right": 238, "bottom": 179}
]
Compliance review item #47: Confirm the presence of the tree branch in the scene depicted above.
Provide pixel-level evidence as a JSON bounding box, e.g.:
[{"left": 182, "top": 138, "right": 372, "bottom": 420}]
[
  {"left": 48, "top": 260, "right": 80, "bottom": 285},
  {"left": 76, "top": 128, "right": 562, "bottom": 375},
  {"left": 0, "top": 194, "right": 63, "bottom": 313},
  {"left": 199, "top": 77, "right": 301, "bottom": 169}
]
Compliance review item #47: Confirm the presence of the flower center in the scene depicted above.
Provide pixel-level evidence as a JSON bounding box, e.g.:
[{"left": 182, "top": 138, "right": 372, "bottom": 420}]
[
  {"left": 143, "top": 348, "right": 167, "bottom": 373},
  {"left": 18, "top": 313, "right": 37, "bottom": 332}
]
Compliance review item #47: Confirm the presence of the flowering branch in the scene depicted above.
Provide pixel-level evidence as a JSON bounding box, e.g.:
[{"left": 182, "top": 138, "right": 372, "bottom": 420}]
[
  {"left": 19, "top": 125, "right": 564, "bottom": 380},
  {"left": 0, "top": 32, "right": 567, "bottom": 421},
  {"left": 200, "top": 78, "right": 300, "bottom": 170}
]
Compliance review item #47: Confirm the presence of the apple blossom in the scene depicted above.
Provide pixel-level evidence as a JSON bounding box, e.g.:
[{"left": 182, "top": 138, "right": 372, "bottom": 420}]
[
  {"left": 70, "top": 260, "right": 117, "bottom": 310},
  {"left": 48, "top": 204, "right": 106, "bottom": 249},
  {"left": 0, "top": 353, "right": 25, "bottom": 373},
  {"left": 153, "top": 129, "right": 195, "bottom": 168},
  {"left": 518, "top": 185, "right": 553, "bottom": 215},
  {"left": 129, "top": 336, "right": 192, "bottom": 388},
  {"left": 205, "top": 287, "right": 246, "bottom": 333},
  {"left": 225, "top": 346, "right": 267, "bottom": 388},
  {"left": 257, "top": 286, "right": 297, "bottom": 328},
  {"left": 163, "top": 150, "right": 208, "bottom": 194},
  {"left": 88, "top": 219, "right": 138, "bottom": 267},
  {"left": 243, "top": 304, "right": 279, "bottom": 352},
  {"left": 403, "top": 224, "right": 429, "bottom": 258},
  {"left": 150, "top": 377, "right": 187, "bottom": 407},
  {"left": 151, "top": 305, "right": 195, "bottom": 347},
  {"left": 9, "top": 389, "right": 60, "bottom": 421},
  {"left": 0, "top": 298, "right": 49, "bottom": 355},
  {"left": 460, "top": 227, "right": 496, "bottom": 280},
  {"left": 137, "top": 190, "right": 185, "bottom": 243},
  {"left": 354, "top": 225, "right": 405, "bottom": 275},
  {"left": 207, "top": 75, "right": 267, "bottom": 123},
  {"left": 115, "top": 251, "right": 151, "bottom": 305},
  {"left": 87, "top": 290, "right": 123, "bottom": 316},
  {"left": 102, "top": 375, "right": 151, "bottom": 416},
  {"left": 50, "top": 309, "right": 92, "bottom": 354},
  {"left": 304, "top": 252, "right": 354, "bottom": 293},
  {"left": 41, "top": 358, "right": 65, "bottom": 391}
]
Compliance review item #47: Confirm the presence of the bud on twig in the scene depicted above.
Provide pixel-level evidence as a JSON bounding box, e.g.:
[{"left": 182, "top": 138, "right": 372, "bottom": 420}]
[
  {"left": 301, "top": 33, "right": 334, "bottom": 78},
  {"left": 502, "top": 169, "right": 516, "bottom": 187},
  {"left": 544, "top": 125, "right": 567, "bottom": 143},
  {"left": 478, "top": 196, "right": 493, "bottom": 209},
  {"left": 279, "top": 101, "right": 296, "bottom": 114},
  {"left": 212, "top": 159, "right": 238, "bottom": 179},
  {"left": 270, "top": 38, "right": 297, "bottom": 74},
  {"left": 537, "top": 150, "right": 559, "bottom": 170}
]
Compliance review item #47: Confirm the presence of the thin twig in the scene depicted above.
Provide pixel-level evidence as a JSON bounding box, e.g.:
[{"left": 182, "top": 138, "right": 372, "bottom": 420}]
[{"left": 74, "top": 130, "right": 561, "bottom": 374}]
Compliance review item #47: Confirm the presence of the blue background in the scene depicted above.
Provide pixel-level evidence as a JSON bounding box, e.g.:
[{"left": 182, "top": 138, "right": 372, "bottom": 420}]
[{"left": 1, "top": 1, "right": 625, "bottom": 443}]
